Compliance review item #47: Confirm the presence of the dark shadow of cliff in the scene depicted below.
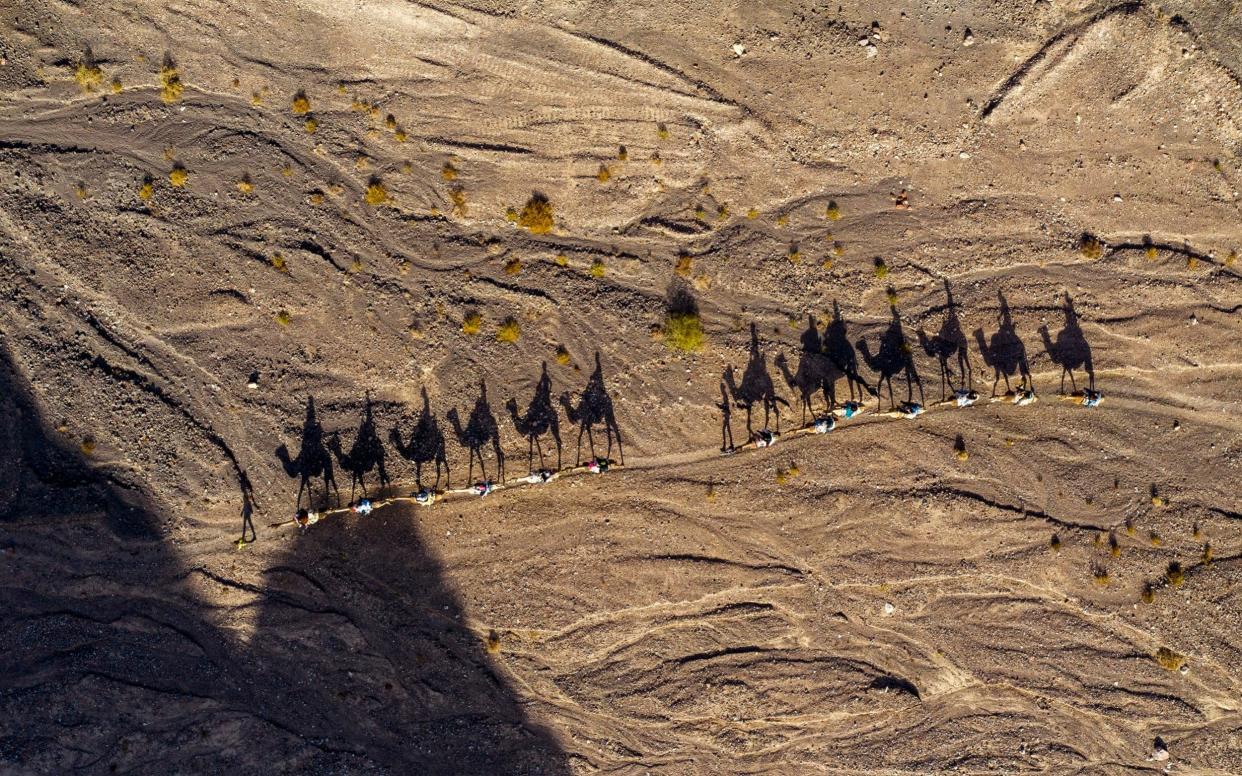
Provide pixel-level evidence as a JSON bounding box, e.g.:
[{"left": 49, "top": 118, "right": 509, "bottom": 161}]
[{"left": 0, "top": 338, "right": 571, "bottom": 774}]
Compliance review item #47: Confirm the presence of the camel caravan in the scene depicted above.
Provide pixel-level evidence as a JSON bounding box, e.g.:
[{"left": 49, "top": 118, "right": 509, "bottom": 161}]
[{"left": 272, "top": 290, "right": 1102, "bottom": 534}]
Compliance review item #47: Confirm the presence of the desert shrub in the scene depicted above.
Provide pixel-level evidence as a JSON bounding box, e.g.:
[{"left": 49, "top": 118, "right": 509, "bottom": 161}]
[
  {"left": 442, "top": 161, "right": 458, "bottom": 181},
  {"left": 617, "top": 145, "right": 628, "bottom": 161},
  {"left": 291, "top": 90, "right": 311, "bottom": 115},
  {"left": 462, "top": 312, "right": 482, "bottom": 335},
  {"left": 270, "top": 252, "right": 288, "bottom": 272},
  {"left": 788, "top": 244, "right": 801, "bottom": 264},
  {"left": 1143, "top": 235, "right": 1157, "bottom": 260},
  {"left": 825, "top": 200, "right": 841, "bottom": 220},
  {"left": 394, "top": 128, "right": 407, "bottom": 142},
  {"left": 656, "top": 121, "right": 669, "bottom": 140},
  {"left": 303, "top": 116, "right": 318, "bottom": 133},
  {"left": 694, "top": 205, "right": 707, "bottom": 221},
  {"left": 138, "top": 175, "right": 154, "bottom": 201},
  {"left": 1165, "top": 561, "right": 1185, "bottom": 587},
  {"left": 716, "top": 204, "right": 729, "bottom": 221},
  {"left": 236, "top": 174, "right": 254, "bottom": 194},
  {"left": 589, "top": 258, "right": 605, "bottom": 278},
  {"left": 596, "top": 164, "right": 611, "bottom": 183},
  {"left": 1079, "top": 233, "right": 1103, "bottom": 259},
  {"left": 1186, "top": 255, "right": 1199, "bottom": 270},
  {"left": 1125, "top": 516, "right": 1136, "bottom": 536},
  {"left": 169, "top": 164, "right": 188, "bottom": 188},
  {"left": 517, "top": 193, "right": 554, "bottom": 234},
  {"left": 650, "top": 150, "right": 662, "bottom": 165},
  {"left": 554, "top": 253, "right": 568, "bottom": 267},
  {"left": 250, "top": 91, "right": 263, "bottom": 106},
  {"left": 1227, "top": 249, "right": 1237, "bottom": 267},
  {"left": 110, "top": 78, "right": 123, "bottom": 94},
  {"left": 675, "top": 254, "right": 692, "bottom": 277},
  {"left": 953, "top": 435, "right": 968, "bottom": 461},
  {"left": 885, "top": 286, "right": 899, "bottom": 306},
  {"left": 1202, "top": 542, "right": 1213, "bottom": 565},
  {"left": 1192, "top": 521, "right": 1202, "bottom": 539},
  {"left": 450, "top": 186, "right": 467, "bottom": 217},
  {"left": 1149, "top": 530, "right": 1162, "bottom": 547},
  {"left": 1108, "top": 531, "right": 1120, "bottom": 558},
  {"left": 1150, "top": 485, "right": 1165, "bottom": 507},
  {"left": 1140, "top": 581, "right": 1155, "bottom": 604},
  {"left": 747, "top": 207, "right": 759, "bottom": 219},
  {"left": 664, "top": 313, "right": 704, "bottom": 352},
  {"left": 80, "top": 436, "right": 97, "bottom": 455},
  {"left": 496, "top": 317, "right": 521, "bottom": 343},
  {"left": 485, "top": 629, "right": 501, "bottom": 654},
  {"left": 776, "top": 214, "right": 789, "bottom": 227},
  {"left": 873, "top": 257, "right": 889, "bottom": 279},
  {"left": 705, "top": 480, "right": 716, "bottom": 501},
  {"left": 504, "top": 258, "right": 521, "bottom": 275},
  {"left": 74, "top": 50, "right": 103, "bottom": 92},
  {"left": 555, "top": 345, "right": 571, "bottom": 365},
  {"left": 833, "top": 241, "right": 845, "bottom": 257},
  {"left": 384, "top": 113, "right": 397, "bottom": 130},
  {"left": 1154, "top": 647, "right": 1185, "bottom": 671},
  {"left": 160, "top": 56, "right": 183, "bottom": 103},
  {"left": 1049, "top": 533, "right": 1061, "bottom": 551},
  {"left": 364, "top": 178, "right": 389, "bottom": 206},
  {"left": 1091, "top": 561, "right": 1110, "bottom": 586},
  {"left": 664, "top": 279, "right": 704, "bottom": 352},
  {"left": 275, "top": 310, "right": 292, "bottom": 326}
]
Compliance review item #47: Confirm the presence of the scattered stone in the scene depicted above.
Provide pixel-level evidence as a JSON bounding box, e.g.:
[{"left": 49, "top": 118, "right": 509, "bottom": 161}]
[
  {"left": 732, "top": 43, "right": 746, "bottom": 57},
  {"left": 963, "top": 28, "right": 975, "bottom": 47},
  {"left": 883, "top": 602, "right": 895, "bottom": 616}
]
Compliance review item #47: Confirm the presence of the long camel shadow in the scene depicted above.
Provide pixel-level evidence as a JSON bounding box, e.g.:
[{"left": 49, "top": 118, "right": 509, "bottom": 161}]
[
  {"left": 1039, "top": 291, "right": 1095, "bottom": 394},
  {"left": 560, "top": 352, "right": 624, "bottom": 465},
  {"left": 507, "top": 363, "right": 562, "bottom": 474},
  {"left": 327, "top": 393, "right": 391, "bottom": 502},
  {"left": 390, "top": 387, "right": 450, "bottom": 491},
  {"left": 0, "top": 339, "right": 571, "bottom": 773},
  {"left": 726, "top": 323, "right": 790, "bottom": 436},
  {"left": 448, "top": 380, "right": 505, "bottom": 484},
  {"left": 917, "top": 279, "right": 972, "bottom": 401},
  {"left": 974, "top": 290, "right": 1032, "bottom": 396},
  {"left": 275, "top": 396, "right": 341, "bottom": 510},
  {"left": 857, "top": 303, "right": 924, "bottom": 410},
  {"left": 824, "top": 300, "right": 875, "bottom": 404},
  {"left": 774, "top": 314, "right": 843, "bottom": 423}
]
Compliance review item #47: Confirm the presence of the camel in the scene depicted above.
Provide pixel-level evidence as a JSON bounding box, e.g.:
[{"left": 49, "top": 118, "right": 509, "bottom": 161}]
[
  {"left": 448, "top": 380, "right": 505, "bottom": 484},
  {"left": 326, "top": 395, "right": 391, "bottom": 502},
  {"left": 1039, "top": 292, "right": 1095, "bottom": 394},
  {"left": 726, "top": 323, "right": 790, "bottom": 435},
  {"left": 973, "top": 290, "right": 1031, "bottom": 396},
  {"left": 857, "top": 305, "right": 924, "bottom": 410},
  {"left": 559, "top": 352, "right": 623, "bottom": 466},
  {"left": 823, "top": 300, "right": 874, "bottom": 403},
  {"left": 275, "top": 397, "right": 341, "bottom": 509},
  {"left": 506, "top": 363, "right": 562, "bottom": 473},
  {"left": 916, "top": 279, "right": 972, "bottom": 400},
  {"left": 389, "top": 387, "right": 449, "bottom": 491}
]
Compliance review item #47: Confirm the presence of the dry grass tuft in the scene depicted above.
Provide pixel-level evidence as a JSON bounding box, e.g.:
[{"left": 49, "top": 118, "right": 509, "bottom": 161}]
[
  {"left": 169, "top": 164, "right": 188, "bottom": 188},
  {"left": 236, "top": 174, "right": 254, "bottom": 195},
  {"left": 873, "top": 257, "right": 889, "bottom": 279},
  {"left": 746, "top": 207, "right": 759, "bottom": 219},
  {"left": 1091, "top": 561, "right": 1110, "bottom": 586},
  {"left": 596, "top": 164, "right": 611, "bottom": 183},
  {"left": 496, "top": 317, "right": 521, "bottom": 344},
  {"left": 953, "top": 434, "right": 968, "bottom": 461},
  {"left": 74, "top": 50, "right": 104, "bottom": 92},
  {"left": 485, "top": 629, "right": 501, "bottom": 654},
  {"left": 1165, "top": 561, "right": 1185, "bottom": 588},
  {"left": 517, "top": 193, "right": 554, "bottom": 234},
  {"left": 159, "top": 56, "right": 183, "bottom": 103},
  {"left": 825, "top": 200, "right": 841, "bottom": 220},
  {"left": 664, "top": 312, "right": 704, "bottom": 352},
  {"left": 589, "top": 258, "right": 606, "bottom": 278},
  {"left": 504, "top": 258, "right": 522, "bottom": 276},
  {"left": 449, "top": 186, "right": 467, "bottom": 217},
  {"left": 675, "top": 254, "right": 692, "bottom": 277},
  {"left": 1049, "top": 533, "right": 1061, "bottom": 551},
  {"left": 1154, "top": 647, "right": 1185, "bottom": 671},
  {"left": 110, "top": 78, "right": 123, "bottom": 94},
  {"left": 788, "top": 244, "right": 801, "bottom": 264},
  {"left": 270, "top": 252, "right": 288, "bottom": 272},
  {"left": 291, "top": 91, "right": 311, "bottom": 115},
  {"left": 364, "top": 178, "right": 389, "bottom": 206},
  {"left": 304, "top": 117, "right": 318, "bottom": 133},
  {"left": 1140, "top": 581, "right": 1155, "bottom": 604},
  {"left": 80, "top": 436, "right": 97, "bottom": 455},
  {"left": 138, "top": 175, "right": 154, "bottom": 202},
  {"left": 275, "top": 310, "right": 292, "bottom": 326},
  {"left": 656, "top": 121, "right": 669, "bottom": 140},
  {"left": 462, "top": 312, "right": 482, "bottom": 336},
  {"left": 555, "top": 345, "right": 571, "bottom": 365},
  {"left": 1149, "top": 530, "right": 1162, "bottom": 547},
  {"left": 1079, "top": 233, "right": 1103, "bottom": 260},
  {"left": 617, "top": 145, "right": 628, "bottom": 161},
  {"left": 442, "top": 161, "right": 458, "bottom": 181}
]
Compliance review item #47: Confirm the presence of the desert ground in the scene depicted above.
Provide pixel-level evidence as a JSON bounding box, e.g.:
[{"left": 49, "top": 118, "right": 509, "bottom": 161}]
[{"left": 2, "top": 0, "right": 1242, "bottom": 773}]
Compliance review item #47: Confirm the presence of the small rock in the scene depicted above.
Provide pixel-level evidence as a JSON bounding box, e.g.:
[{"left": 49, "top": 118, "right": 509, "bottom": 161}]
[
  {"left": 1112, "top": 193, "right": 1123, "bottom": 202},
  {"left": 732, "top": 43, "right": 746, "bottom": 57},
  {"left": 883, "top": 602, "right": 896, "bottom": 616},
  {"left": 1152, "top": 736, "right": 1169, "bottom": 761},
  {"left": 963, "top": 28, "right": 975, "bottom": 47},
  {"left": 959, "top": 151, "right": 970, "bottom": 159}
]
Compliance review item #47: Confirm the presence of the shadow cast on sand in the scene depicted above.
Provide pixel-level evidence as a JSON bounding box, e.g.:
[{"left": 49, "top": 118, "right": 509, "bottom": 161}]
[
  {"left": 974, "top": 290, "right": 1033, "bottom": 397},
  {"left": 0, "top": 338, "right": 570, "bottom": 774},
  {"left": 1040, "top": 291, "right": 1096, "bottom": 394}
]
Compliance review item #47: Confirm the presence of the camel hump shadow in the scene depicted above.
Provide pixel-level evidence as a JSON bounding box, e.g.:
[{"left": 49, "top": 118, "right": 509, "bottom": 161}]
[
  {"left": 973, "top": 290, "right": 1032, "bottom": 395},
  {"left": 917, "top": 279, "right": 973, "bottom": 398},
  {"left": 856, "top": 305, "right": 923, "bottom": 409}
]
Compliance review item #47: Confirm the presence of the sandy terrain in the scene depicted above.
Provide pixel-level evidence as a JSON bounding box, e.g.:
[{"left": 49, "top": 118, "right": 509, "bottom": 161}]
[{"left": 2, "top": 0, "right": 1242, "bottom": 773}]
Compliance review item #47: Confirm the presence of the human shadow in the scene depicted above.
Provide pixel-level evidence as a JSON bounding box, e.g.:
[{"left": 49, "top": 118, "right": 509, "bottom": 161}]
[
  {"left": 823, "top": 300, "right": 875, "bottom": 404},
  {"left": 974, "top": 290, "right": 1032, "bottom": 396},
  {"left": 327, "top": 393, "right": 392, "bottom": 502},
  {"left": 1039, "top": 291, "right": 1095, "bottom": 394},
  {"left": 917, "top": 279, "right": 972, "bottom": 401},
  {"left": 857, "top": 303, "right": 924, "bottom": 410},
  {"left": 717, "top": 370, "right": 735, "bottom": 452},
  {"left": 390, "top": 387, "right": 450, "bottom": 491},
  {"left": 448, "top": 380, "right": 505, "bottom": 484},
  {"left": 560, "top": 352, "right": 624, "bottom": 465},
  {"left": 0, "top": 339, "right": 571, "bottom": 773},
  {"left": 275, "top": 396, "right": 341, "bottom": 510},
  {"left": 775, "top": 314, "right": 845, "bottom": 422},
  {"left": 726, "top": 323, "right": 790, "bottom": 435},
  {"left": 238, "top": 469, "right": 257, "bottom": 545},
  {"left": 506, "top": 363, "right": 562, "bottom": 473}
]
